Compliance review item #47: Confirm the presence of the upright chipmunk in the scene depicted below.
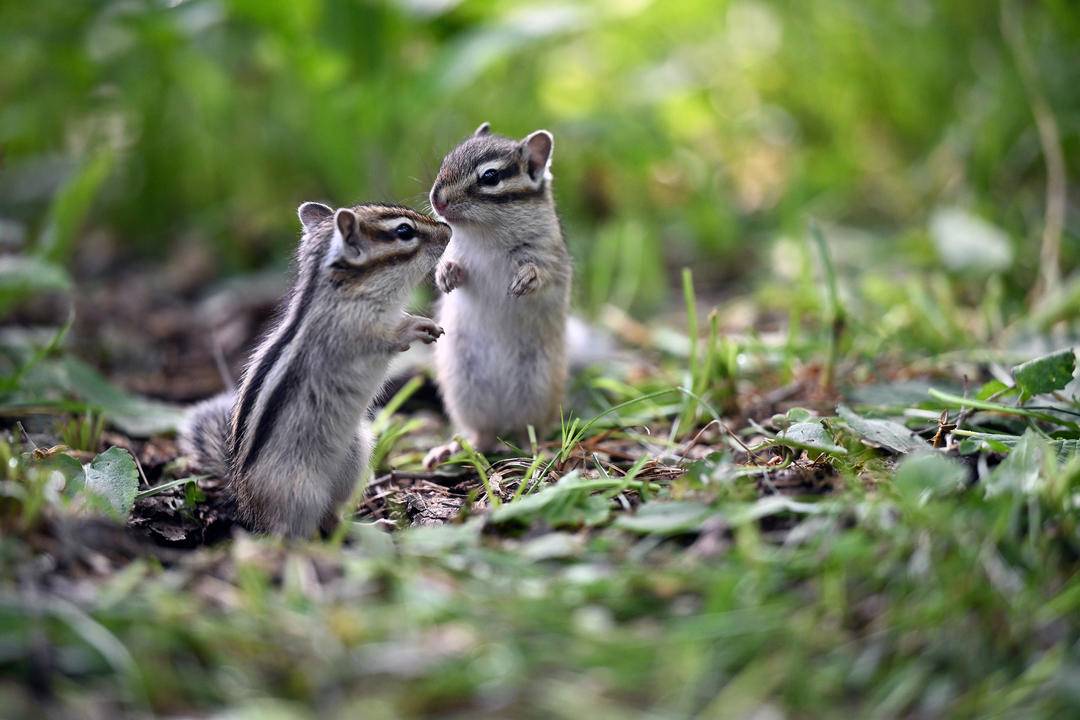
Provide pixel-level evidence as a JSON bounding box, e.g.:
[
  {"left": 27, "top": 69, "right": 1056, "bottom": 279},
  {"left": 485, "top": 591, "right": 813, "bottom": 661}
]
[
  {"left": 424, "top": 123, "right": 571, "bottom": 467},
  {"left": 181, "top": 202, "right": 450, "bottom": 537}
]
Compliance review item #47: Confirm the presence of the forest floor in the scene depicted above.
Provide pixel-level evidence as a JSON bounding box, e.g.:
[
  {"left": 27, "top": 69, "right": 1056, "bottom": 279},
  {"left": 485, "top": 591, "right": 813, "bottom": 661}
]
[{"left": 3, "top": 253, "right": 1080, "bottom": 719}]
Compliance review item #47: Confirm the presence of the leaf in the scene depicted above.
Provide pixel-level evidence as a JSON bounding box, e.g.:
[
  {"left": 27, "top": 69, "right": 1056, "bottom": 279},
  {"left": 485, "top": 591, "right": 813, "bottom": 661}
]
[
  {"left": 38, "top": 149, "right": 114, "bottom": 263},
  {"left": 849, "top": 380, "right": 960, "bottom": 408},
  {"left": 520, "top": 532, "right": 583, "bottom": 561},
  {"left": 1012, "top": 349, "right": 1076, "bottom": 400},
  {"left": 955, "top": 432, "right": 1080, "bottom": 462},
  {"left": 773, "top": 421, "right": 847, "bottom": 457},
  {"left": 769, "top": 407, "right": 815, "bottom": 430},
  {"left": 0, "top": 255, "right": 72, "bottom": 315},
  {"left": 927, "top": 388, "right": 1076, "bottom": 428},
  {"left": 837, "top": 405, "right": 931, "bottom": 454},
  {"left": 929, "top": 207, "right": 1013, "bottom": 274},
  {"left": 30, "top": 451, "right": 86, "bottom": 498},
  {"left": 83, "top": 446, "right": 140, "bottom": 518},
  {"left": 984, "top": 430, "right": 1050, "bottom": 498},
  {"left": 726, "top": 496, "right": 833, "bottom": 525},
  {"left": 400, "top": 519, "right": 483, "bottom": 555},
  {"left": 895, "top": 453, "right": 967, "bottom": 501},
  {"left": 975, "top": 379, "right": 1016, "bottom": 401},
  {"left": 135, "top": 475, "right": 203, "bottom": 499},
  {"left": 614, "top": 501, "right": 718, "bottom": 535},
  {"left": 61, "top": 357, "right": 184, "bottom": 437}
]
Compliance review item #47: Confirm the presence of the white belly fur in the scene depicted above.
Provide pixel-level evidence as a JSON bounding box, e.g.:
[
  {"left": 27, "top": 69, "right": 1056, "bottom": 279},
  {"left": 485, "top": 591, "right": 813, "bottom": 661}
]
[{"left": 434, "top": 242, "right": 569, "bottom": 444}]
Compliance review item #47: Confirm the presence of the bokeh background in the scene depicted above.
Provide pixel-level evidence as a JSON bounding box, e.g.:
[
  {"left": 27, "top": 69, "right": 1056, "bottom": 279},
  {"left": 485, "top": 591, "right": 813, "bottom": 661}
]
[
  {"left": 3, "top": 0, "right": 1077, "bottom": 323},
  {"left": 5, "top": 4, "right": 1080, "bottom": 717}
]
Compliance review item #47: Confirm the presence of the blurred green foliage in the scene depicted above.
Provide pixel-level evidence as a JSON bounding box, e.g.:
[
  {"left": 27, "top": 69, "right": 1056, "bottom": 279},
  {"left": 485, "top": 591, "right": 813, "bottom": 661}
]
[{"left": 1, "top": 0, "right": 1077, "bottom": 312}]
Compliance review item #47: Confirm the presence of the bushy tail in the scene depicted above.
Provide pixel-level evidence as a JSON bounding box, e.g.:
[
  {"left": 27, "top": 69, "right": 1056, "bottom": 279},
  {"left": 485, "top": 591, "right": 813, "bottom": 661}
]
[{"left": 179, "top": 392, "right": 235, "bottom": 479}]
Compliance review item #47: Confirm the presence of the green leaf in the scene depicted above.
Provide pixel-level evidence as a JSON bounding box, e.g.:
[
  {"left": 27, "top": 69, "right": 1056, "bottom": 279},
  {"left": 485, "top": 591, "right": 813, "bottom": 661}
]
[
  {"left": 520, "top": 532, "right": 583, "bottom": 561},
  {"left": 1012, "top": 349, "right": 1076, "bottom": 399},
  {"left": 83, "top": 446, "right": 140, "bottom": 518},
  {"left": 134, "top": 475, "right": 204, "bottom": 499},
  {"left": 30, "top": 451, "right": 86, "bottom": 498},
  {"left": 953, "top": 431, "right": 1080, "bottom": 462},
  {"left": 849, "top": 380, "right": 957, "bottom": 408},
  {"left": 38, "top": 149, "right": 114, "bottom": 264},
  {"left": 773, "top": 421, "right": 847, "bottom": 457},
  {"left": 837, "top": 405, "right": 930, "bottom": 455},
  {"left": 975, "top": 379, "right": 1015, "bottom": 401},
  {"left": 727, "top": 496, "right": 833, "bottom": 525},
  {"left": 928, "top": 388, "right": 1077, "bottom": 428},
  {"left": 61, "top": 358, "right": 184, "bottom": 437},
  {"left": 614, "top": 501, "right": 718, "bottom": 535},
  {"left": 0, "top": 255, "right": 72, "bottom": 315},
  {"left": 985, "top": 430, "right": 1050, "bottom": 498},
  {"left": 400, "top": 520, "right": 483, "bottom": 556},
  {"left": 895, "top": 453, "right": 967, "bottom": 501},
  {"left": 770, "top": 407, "right": 815, "bottom": 430}
]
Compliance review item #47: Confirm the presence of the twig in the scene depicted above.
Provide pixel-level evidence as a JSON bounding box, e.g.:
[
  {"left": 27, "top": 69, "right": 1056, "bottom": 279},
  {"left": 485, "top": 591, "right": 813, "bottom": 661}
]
[
  {"left": 676, "top": 419, "right": 723, "bottom": 464},
  {"left": 15, "top": 422, "right": 38, "bottom": 451},
  {"left": 131, "top": 447, "right": 151, "bottom": 489},
  {"left": 721, "top": 422, "right": 766, "bottom": 464}
]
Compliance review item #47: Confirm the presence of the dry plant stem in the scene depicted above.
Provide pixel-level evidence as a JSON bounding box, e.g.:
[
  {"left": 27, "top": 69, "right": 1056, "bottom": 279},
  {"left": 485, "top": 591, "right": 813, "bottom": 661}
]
[
  {"left": 1000, "top": 0, "right": 1066, "bottom": 302},
  {"left": 678, "top": 419, "right": 721, "bottom": 459},
  {"left": 16, "top": 422, "right": 37, "bottom": 450},
  {"left": 809, "top": 222, "right": 845, "bottom": 394}
]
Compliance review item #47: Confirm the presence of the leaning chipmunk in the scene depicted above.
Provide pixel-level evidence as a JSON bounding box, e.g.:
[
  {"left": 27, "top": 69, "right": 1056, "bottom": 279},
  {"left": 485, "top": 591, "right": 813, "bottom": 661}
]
[
  {"left": 424, "top": 123, "right": 572, "bottom": 467},
  {"left": 180, "top": 202, "right": 450, "bottom": 537}
]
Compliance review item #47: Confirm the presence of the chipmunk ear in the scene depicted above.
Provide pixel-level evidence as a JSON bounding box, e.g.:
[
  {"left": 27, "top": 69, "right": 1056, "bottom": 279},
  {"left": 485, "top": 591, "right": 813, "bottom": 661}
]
[
  {"left": 474, "top": 121, "right": 491, "bottom": 137},
  {"left": 334, "top": 208, "right": 358, "bottom": 242},
  {"left": 298, "top": 202, "right": 333, "bottom": 230},
  {"left": 522, "top": 130, "right": 554, "bottom": 181},
  {"left": 326, "top": 208, "right": 368, "bottom": 268}
]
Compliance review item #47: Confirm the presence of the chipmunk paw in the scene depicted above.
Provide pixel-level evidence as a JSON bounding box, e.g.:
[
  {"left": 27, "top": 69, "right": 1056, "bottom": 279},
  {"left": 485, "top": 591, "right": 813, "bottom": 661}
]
[
  {"left": 423, "top": 441, "right": 461, "bottom": 470},
  {"left": 508, "top": 263, "right": 541, "bottom": 297},
  {"left": 436, "top": 260, "right": 465, "bottom": 293}
]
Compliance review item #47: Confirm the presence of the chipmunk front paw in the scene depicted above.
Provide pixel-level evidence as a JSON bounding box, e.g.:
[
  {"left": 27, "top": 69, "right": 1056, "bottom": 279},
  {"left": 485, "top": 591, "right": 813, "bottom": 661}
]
[
  {"left": 395, "top": 315, "right": 444, "bottom": 351},
  {"left": 508, "top": 263, "right": 541, "bottom": 297},
  {"left": 423, "top": 440, "right": 461, "bottom": 470},
  {"left": 435, "top": 260, "right": 465, "bottom": 293}
]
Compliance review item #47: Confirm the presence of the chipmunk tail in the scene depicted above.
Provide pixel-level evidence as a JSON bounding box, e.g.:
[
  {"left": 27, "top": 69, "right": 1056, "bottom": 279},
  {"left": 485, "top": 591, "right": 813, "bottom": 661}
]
[{"left": 179, "top": 392, "right": 235, "bottom": 479}]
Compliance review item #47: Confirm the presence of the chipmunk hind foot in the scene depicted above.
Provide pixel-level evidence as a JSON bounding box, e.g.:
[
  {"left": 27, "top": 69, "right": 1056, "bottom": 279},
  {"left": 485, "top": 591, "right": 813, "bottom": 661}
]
[
  {"left": 423, "top": 429, "right": 499, "bottom": 470},
  {"left": 423, "top": 440, "right": 460, "bottom": 470},
  {"left": 179, "top": 392, "right": 235, "bottom": 479}
]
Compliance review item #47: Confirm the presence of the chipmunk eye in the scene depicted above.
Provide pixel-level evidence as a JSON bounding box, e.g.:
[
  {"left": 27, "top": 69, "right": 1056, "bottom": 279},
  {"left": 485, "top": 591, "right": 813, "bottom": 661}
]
[
  {"left": 394, "top": 223, "right": 416, "bottom": 240},
  {"left": 479, "top": 168, "right": 500, "bottom": 186}
]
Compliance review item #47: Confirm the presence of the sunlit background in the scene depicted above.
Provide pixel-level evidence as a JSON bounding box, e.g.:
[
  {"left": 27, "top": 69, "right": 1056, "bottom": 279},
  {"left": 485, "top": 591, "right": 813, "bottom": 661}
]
[{"left": 4, "top": 0, "right": 1076, "bottom": 323}]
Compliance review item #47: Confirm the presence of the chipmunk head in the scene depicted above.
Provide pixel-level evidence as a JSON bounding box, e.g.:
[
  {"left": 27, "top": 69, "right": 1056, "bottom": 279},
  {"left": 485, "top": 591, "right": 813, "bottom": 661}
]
[
  {"left": 297, "top": 202, "right": 450, "bottom": 296},
  {"left": 430, "top": 123, "right": 554, "bottom": 226}
]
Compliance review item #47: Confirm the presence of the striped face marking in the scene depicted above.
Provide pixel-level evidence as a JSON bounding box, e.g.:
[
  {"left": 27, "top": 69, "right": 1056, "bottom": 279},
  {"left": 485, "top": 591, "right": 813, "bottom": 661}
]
[
  {"left": 325, "top": 211, "right": 434, "bottom": 276},
  {"left": 431, "top": 128, "right": 554, "bottom": 220}
]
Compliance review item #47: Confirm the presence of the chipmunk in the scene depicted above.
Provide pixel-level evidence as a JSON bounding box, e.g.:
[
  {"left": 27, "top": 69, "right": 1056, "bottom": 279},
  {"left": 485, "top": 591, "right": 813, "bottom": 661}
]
[
  {"left": 180, "top": 202, "right": 450, "bottom": 537},
  {"left": 424, "top": 123, "right": 571, "bottom": 467}
]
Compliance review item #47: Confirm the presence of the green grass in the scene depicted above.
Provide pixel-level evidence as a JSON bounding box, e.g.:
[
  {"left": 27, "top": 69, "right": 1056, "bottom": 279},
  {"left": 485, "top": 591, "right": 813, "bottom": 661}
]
[
  {"left": 3, "top": 266, "right": 1080, "bottom": 716},
  {"left": 2, "top": 0, "right": 1080, "bottom": 716}
]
